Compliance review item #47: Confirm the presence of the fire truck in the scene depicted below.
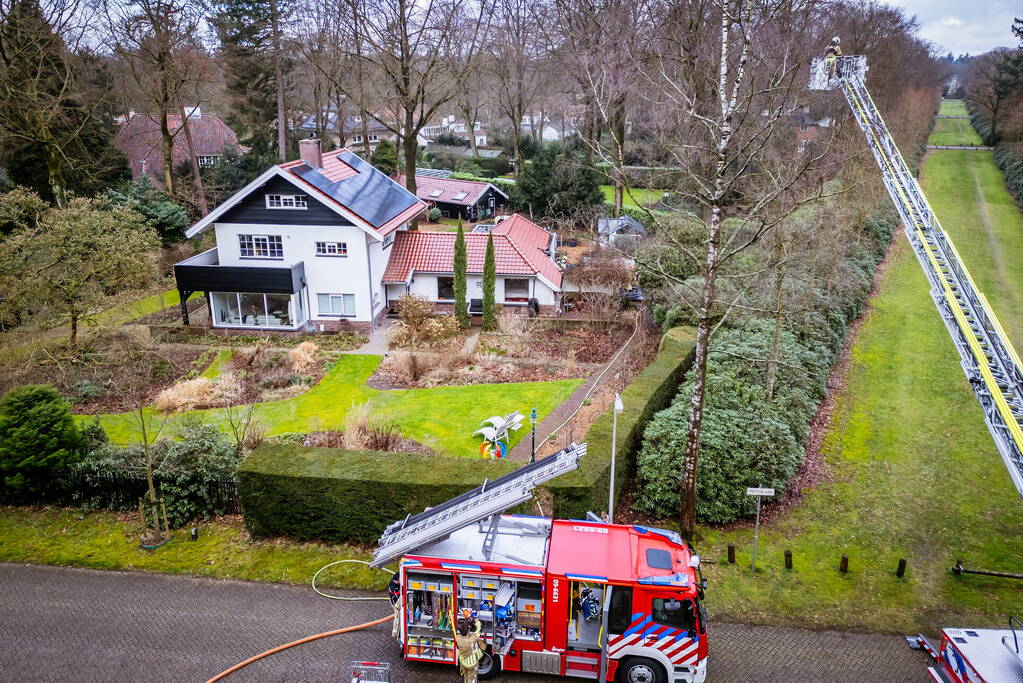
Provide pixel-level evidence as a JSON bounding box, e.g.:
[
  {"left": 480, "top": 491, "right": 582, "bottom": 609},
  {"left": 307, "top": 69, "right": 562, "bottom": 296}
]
[
  {"left": 370, "top": 443, "right": 708, "bottom": 683},
  {"left": 910, "top": 620, "right": 1023, "bottom": 682}
]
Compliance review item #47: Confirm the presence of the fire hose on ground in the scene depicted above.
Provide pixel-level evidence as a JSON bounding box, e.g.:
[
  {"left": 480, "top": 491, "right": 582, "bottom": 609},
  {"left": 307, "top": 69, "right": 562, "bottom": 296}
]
[{"left": 206, "top": 560, "right": 396, "bottom": 681}]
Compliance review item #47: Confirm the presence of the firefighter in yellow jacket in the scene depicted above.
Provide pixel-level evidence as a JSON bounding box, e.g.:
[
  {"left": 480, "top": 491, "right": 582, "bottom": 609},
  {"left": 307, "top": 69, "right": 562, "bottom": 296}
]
[
  {"left": 454, "top": 609, "right": 484, "bottom": 683},
  {"left": 825, "top": 36, "right": 842, "bottom": 80}
]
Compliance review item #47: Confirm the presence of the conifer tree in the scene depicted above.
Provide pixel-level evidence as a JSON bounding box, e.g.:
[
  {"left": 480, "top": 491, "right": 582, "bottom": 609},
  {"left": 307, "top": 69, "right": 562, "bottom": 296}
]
[
  {"left": 453, "top": 220, "right": 468, "bottom": 329},
  {"left": 482, "top": 232, "right": 497, "bottom": 330},
  {"left": 370, "top": 139, "right": 398, "bottom": 176}
]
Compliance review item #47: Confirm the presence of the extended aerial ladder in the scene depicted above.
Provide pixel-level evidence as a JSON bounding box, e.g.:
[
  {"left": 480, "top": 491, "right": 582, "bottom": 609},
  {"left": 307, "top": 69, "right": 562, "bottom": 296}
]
[{"left": 810, "top": 55, "right": 1023, "bottom": 497}]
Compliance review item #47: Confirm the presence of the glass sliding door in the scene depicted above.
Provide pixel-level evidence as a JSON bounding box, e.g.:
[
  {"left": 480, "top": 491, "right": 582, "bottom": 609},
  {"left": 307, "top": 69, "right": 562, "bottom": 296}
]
[{"left": 210, "top": 292, "right": 305, "bottom": 329}]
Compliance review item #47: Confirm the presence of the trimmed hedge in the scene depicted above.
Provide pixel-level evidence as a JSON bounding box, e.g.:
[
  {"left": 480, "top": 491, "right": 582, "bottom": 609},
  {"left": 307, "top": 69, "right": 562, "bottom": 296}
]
[
  {"left": 237, "top": 326, "right": 696, "bottom": 543},
  {"left": 541, "top": 326, "right": 696, "bottom": 519},
  {"left": 239, "top": 447, "right": 518, "bottom": 544}
]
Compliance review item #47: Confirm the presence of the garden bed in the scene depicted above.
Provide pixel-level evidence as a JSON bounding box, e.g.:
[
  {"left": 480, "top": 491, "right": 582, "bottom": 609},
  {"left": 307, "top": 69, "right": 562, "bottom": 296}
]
[
  {"left": 150, "top": 342, "right": 334, "bottom": 412},
  {"left": 282, "top": 430, "right": 435, "bottom": 456},
  {"left": 367, "top": 351, "right": 591, "bottom": 390},
  {"left": 482, "top": 319, "right": 629, "bottom": 364},
  {"left": 153, "top": 326, "right": 367, "bottom": 351}
]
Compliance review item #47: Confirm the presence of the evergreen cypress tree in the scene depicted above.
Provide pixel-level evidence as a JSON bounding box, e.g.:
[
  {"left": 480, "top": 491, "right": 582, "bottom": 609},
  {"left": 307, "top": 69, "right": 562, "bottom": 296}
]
[
  {"left": 482, "top": 232, "right": 497, "bottom": 330},
  {"left": 453, "top": 220, "right": 468, "bottom": 329},
  {"left": 370, "top": 139, "right": 398, "bottom": 176}
]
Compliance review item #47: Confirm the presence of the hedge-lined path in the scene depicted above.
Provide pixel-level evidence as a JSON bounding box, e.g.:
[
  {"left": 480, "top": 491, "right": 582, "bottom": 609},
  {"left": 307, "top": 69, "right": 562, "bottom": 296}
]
[{"left": 0, "top": 563, "right": 932, "bottom": 682}]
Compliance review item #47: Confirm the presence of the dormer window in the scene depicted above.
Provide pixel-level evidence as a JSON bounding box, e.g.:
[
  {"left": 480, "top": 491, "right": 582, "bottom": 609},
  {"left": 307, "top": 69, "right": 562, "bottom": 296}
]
[
  {"left": 429, "top": 189, "right": 443, "bottom": 198},
  {"left": 266, "top": 194, "right": 307, "bottom": 209}
]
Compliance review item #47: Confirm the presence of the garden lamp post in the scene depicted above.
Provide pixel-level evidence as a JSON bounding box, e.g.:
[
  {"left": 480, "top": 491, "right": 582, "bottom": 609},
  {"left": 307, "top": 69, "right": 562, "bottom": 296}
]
[
  {"left": 529, "top": 407, "right": 538, "bottom": 463},
  {"left": 609, "top": 394, "right": 624, "bottom": 523}
]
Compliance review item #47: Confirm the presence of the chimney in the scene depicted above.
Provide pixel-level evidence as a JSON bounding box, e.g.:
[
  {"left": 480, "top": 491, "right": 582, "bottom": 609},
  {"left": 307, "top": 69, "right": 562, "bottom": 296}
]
[
  {"left": 299, "top": 136, "right": 322, "bottom": 168},
  {"left": 186, "top": 105, "right": 201, "bottom": 119}
]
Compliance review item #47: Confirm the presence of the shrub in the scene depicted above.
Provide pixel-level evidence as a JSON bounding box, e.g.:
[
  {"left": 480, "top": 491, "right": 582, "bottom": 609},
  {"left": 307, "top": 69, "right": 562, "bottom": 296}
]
[
  {"left": 75, "top": 423, "right": 240, "bottom": 526},
  {"left": 153, "top": 374, "right": 242, "bottom": 412},
  {"left": 288, "top": 341, "right": 319, "bottom": 373},
  {"left": 390, "top": 296, "right": 460, "bottom": 348},
  {"left": 340, "top": 402, "right": 403, "bottom": 451},
  {"left": 429, "top": 207, "right": 442, "bottom": 222},
  {"left": 0, "top": 385, "right": 83, "bottom": 497}
]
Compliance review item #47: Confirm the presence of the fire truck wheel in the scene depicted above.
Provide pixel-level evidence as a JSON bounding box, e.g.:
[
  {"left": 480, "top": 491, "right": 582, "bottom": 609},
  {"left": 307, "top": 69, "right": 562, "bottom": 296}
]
[
  {"left": 616, "top": 657, "right": 666, "bottom": 683},
  {"left": 476, "top": 650, "right": 501, "bottom": 680}
]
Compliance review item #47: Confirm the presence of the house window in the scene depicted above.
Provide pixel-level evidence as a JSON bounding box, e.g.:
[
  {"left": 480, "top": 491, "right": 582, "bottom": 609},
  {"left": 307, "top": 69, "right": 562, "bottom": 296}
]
[
  {"left": 239, "top": 234, "right": 283, "bottom": 258},
  {"left": 437, "top": 277, "right": 454, "bottom": 300},
  {"left": 317, "top": 292, "right": 356, "bottom": 316},
  {"left": 315, "top": 241, "right": 348, "bottom": 256},
  {"left": 352, "top": 135, "right": 363, "bottom": 143},
  {"left": 197, "top": 155, "right": 219, "bottom": 167},
  {"left": 369, "top": 134, "right": 379, "bottom": 141},
  {"left": 265, "top": 194, "right": 307, "bottom": 209},
  {"left": 798, "top": 139, "right": 810, "bottom": 152},
  {"left": 505, "top": 278, "right": 529, "bottom": 301},
  {"left": 382, "top": 233, "right": 395, "bottom": 249},
  {"left": 211, "top": 292, "right": 302, "bottom": 328}
]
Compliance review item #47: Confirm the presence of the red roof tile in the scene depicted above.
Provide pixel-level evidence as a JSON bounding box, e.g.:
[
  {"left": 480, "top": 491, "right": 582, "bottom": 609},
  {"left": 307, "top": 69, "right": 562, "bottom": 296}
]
[
  {"left": 382, "top": 214, "right": 561, "bottom": 288},
  {"left": 398, "top": 174, "right": 496, "bottom": 206},
  {"left": 114, "top": 111, "right": 240, "bottom": 184}
]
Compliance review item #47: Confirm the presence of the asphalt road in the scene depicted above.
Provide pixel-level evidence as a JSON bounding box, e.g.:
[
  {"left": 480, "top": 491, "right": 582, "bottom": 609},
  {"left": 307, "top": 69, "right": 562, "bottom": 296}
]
[{"left": 0, "top": 563, "right": 931, "bottom": 682}]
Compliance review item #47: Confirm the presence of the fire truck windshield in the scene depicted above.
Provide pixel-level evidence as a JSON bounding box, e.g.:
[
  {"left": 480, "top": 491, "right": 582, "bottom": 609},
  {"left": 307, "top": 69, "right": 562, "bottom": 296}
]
[{"left": 652, "top": 597, "right": 697, "bottom": 631}]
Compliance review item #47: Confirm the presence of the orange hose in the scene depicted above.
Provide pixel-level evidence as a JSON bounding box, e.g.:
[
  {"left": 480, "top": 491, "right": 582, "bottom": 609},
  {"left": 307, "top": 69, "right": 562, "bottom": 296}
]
[{"left": 206, "top": 615, "right": 393, "bottom": 682}]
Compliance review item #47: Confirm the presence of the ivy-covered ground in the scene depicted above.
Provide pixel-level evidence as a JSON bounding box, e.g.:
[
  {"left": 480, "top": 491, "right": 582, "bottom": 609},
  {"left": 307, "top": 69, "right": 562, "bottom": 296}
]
[
  {"left": 88, "top": 354, "right": 581, "bottom": 457},
  {"left": 698, "top": 121, "right": 1023, "bottom": 633}
]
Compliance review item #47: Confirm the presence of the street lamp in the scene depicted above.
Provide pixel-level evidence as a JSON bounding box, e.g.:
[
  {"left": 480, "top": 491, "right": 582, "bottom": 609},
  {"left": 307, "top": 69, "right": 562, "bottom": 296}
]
[
  {"left": 609, "top": 394, "right": 624, "bottom": 523},
  {"left": 529, "top": 407, "right": 538, "bottom": 463}
]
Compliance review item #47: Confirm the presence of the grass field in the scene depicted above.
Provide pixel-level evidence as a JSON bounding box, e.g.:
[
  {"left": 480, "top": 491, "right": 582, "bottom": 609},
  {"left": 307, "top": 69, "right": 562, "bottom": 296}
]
[
  {"left": 599, "top": 185, "right": 665, "bottom": 208},
  {"left": 939, "top": 99, "right": 970, "bottom": 117},
  {"left": 928, "top": 118, "right": 984, "bottom": 146},
  {"left": 88, "top": 354, "right": 581, "bottom": 457},
  {"left": 696, "top": 145, "right": 1023, "bottom": 634}
]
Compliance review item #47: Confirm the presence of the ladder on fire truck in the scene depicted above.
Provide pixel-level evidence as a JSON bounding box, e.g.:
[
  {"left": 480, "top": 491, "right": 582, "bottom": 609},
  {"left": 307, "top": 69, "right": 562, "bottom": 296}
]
[
  {"left": 369, "top": 442, "right": 586, "bottom": 568},
  {"left": 810, "top": 55, "right": 1023, "bottom": 497}
]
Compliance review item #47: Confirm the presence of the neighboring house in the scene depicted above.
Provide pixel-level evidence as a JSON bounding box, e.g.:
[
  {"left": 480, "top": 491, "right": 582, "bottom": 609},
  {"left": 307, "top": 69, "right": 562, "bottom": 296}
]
[
  {"left": 423, "top": 145, "right": 506, "bottom": 162},
  {"left": 341, "top": 114, "right": 398, "bottom": 155},
  {"left": 400, "top": 174, "right": 508, "bottom": 221},
  {"left": 382, "top": 214, "right": 563, "bottom": 312},
  {"left": 795, "top": 107, "right": 833, "bottom": 152},
  {"left": 115, "top": 107, "right": 240, "bottom": 185},
  {"left": 173, "top": 139, "right": 426, "bottom": 334},
  {"left": 421, "top": 115, "right": 488, "bottom": 147},
  {"left": 597, "top": 215, "right": 648, "bottom": 245}
]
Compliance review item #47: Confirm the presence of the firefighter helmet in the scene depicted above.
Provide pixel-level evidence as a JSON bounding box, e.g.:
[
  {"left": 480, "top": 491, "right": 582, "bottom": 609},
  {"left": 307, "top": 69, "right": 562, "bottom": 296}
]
[{"left": 832, "top": 36, "right": 840, "bottom": 44}]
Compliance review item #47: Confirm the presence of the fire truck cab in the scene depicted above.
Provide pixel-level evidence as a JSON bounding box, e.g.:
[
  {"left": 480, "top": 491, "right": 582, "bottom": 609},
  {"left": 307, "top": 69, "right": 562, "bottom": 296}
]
[
  {"left": 919, "top": 623, "right": 1023, "bottom": 682},
  {"left": 397, "top": 516, "right": 707, "bottom": 683}
]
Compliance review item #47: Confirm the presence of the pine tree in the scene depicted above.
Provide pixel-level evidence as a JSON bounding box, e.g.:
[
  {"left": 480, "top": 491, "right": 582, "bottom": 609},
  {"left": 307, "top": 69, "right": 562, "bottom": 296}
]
[
  {"left": 453, "top": 220, "right": 468, "bottom": 329},
  {"left": 211, "top": 0, "right": 289, "bottom": 158},
  {"left": 482, "top": 232, "right": 497, "bottom": 330},
  {"left": 0, "top": 385, "right": 82, "bottom": 496},
  {"left": 370, "top": 139, "right": 398, "bottom": 176}
]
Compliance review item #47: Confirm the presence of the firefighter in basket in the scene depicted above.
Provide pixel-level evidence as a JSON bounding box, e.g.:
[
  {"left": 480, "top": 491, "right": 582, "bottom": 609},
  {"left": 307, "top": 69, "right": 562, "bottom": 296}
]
[
  {"left": 453, "top": 608, "right": 484, "bottom": 683},
  {"left": 824, "top": 36, "right": 842, "bottom": 80}
]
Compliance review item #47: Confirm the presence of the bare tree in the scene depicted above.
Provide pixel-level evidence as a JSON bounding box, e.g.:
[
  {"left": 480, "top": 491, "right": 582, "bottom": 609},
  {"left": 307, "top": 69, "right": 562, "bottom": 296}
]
[
  {"left": 634, "top": 0, "right": 840, "bottom": 540},
  {"left": 104, "top": 0, "right": 208, "bottom": 194},
  {"left": 329, "top": 0, "right": 493, "bottom": 197},
  {"left": 966, "top": 49, "right": 1021, "bottom": 144}
]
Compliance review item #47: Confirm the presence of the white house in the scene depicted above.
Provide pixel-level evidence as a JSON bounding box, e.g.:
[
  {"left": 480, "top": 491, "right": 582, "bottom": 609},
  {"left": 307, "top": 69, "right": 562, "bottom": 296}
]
[{"left": 173, "top": 140, "right": 563, "bottom": 334}]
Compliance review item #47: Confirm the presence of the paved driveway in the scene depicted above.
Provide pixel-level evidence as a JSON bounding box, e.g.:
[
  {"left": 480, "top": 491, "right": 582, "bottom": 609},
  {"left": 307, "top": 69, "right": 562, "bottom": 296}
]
[{"left": 0, "top": 563, "right": 930, "bottom": 682}]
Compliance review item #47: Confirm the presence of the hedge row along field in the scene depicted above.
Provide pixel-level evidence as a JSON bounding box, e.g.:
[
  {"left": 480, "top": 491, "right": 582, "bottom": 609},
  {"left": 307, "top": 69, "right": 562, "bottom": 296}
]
[{"left": 237, "top": 327, "right": 696, "bottom": 544}]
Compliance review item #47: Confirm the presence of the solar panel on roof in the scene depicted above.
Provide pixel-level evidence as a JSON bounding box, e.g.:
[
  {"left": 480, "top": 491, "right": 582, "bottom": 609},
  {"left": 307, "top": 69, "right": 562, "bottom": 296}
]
[{"left": 292, "top": 152, "right": 419, "bottom": 229}]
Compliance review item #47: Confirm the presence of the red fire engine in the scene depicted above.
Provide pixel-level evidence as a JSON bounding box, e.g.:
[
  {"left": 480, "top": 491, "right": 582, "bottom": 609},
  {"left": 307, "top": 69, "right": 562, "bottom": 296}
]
[
  {"left": 911, "top": 619, "right": 1023, "bottom": 682},
  {"left": 370, "top": 444, "right": 708, "bottom": 683}
]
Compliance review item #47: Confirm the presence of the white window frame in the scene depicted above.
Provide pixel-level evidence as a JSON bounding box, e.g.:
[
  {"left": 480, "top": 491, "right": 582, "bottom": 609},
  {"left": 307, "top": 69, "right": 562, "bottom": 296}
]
[
  {"left": 369, "top": 134, "right": 379, "bottom": 141},
  {"left": 265, "top": 194, "right": 308, "bottom": 210},
  {"left": 317, "top": 292, "right": 357, "bottom": 317},
  {"left": 238, "top": 233, "right": 283, "bottom": 259},
  {"left": 315, "top": 241, "right": 348, "bottom": 257},
  {"left": 382, "top": 233, "right": 395, "bottom": 249},
  {"left": 352, "top": 135, "right": 364, "bottom": 143},
  {"left": 197, "top": 155, "right": 220, "bottom": 168},
  {"left": 452, "top": 192, "right": 468, "bottom": 201},
  {"left": 210, "top": 291, "right": 304, "bottom": 330}
]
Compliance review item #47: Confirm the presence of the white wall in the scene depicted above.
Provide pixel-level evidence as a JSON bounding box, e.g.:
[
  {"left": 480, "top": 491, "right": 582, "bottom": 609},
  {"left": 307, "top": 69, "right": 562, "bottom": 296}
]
[
  {"left": 367, "top": 238, "right": 392, "bottom": 319},
  {"left": 406, "top": 272, "right": 557, "bottom": 305},
  {"left": 213, "top": 222, "right": 376, "bottom": 322}
]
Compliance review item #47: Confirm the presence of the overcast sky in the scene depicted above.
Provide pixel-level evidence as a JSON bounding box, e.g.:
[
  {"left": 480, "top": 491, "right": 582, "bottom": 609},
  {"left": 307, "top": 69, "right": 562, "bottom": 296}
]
[{"left": 889, "top": 0, "right": 1019, "bottom": 56}]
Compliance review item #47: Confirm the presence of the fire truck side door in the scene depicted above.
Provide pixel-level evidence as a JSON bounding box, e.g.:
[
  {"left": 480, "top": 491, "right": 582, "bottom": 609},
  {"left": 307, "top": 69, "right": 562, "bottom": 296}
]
[{"left": 600, "top": 586, "right": 633, "bottom": 682}]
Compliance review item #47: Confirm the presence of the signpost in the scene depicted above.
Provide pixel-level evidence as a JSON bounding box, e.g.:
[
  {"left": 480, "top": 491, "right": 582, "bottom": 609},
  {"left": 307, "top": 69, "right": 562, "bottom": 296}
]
[{"left": 746, "top": 487, "right": 775, "bottom": 572}]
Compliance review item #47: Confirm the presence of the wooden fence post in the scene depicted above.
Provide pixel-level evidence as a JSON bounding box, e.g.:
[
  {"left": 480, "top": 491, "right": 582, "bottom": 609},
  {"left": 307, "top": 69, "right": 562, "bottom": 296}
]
[
  {"left": 784, "top": 549, "right": 793, "bottom": 570},
  {"left": 896, "top": 558, "right": 907, "bottom": 578},
  {"left": 727, "top": 545, "right": 736, "bottom": 564},
  {"left": 839, "top": 554, "right": 849, "bottom": 573}
]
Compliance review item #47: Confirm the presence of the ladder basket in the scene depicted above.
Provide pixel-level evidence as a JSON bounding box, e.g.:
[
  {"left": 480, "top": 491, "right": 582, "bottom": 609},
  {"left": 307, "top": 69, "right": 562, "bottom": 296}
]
[{"left": 350, "top": 660, "right": 390, "bottom": 682}]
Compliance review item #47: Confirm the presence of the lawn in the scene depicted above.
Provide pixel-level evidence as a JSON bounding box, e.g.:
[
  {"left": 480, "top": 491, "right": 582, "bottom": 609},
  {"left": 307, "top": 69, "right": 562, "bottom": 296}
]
[
  {"left": 599, "top": 185, "right": 665, "bottom": 208},
  {"left": 928, "top": 118, "right": 983, "bottom": 146},
  {"left": 694, "top": 150, "right": 1023, "bottom": 634},
  {"left": 0, "top": 507, "right": 389, "bottom": 590},
  {"left": 88, "top": 354, "right": 581, "bottom": 457},
  {"left": 923, "top": 150, "right": 1023, "bottom": 346},
  {"left": 939, "top": 99, "right": 969, "bottom": 117}
]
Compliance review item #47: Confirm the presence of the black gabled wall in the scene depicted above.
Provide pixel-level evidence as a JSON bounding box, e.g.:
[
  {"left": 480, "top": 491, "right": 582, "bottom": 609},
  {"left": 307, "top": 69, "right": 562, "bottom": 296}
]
[{"left": 219, "top": 176, "right": 353, "bottom": 226}]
